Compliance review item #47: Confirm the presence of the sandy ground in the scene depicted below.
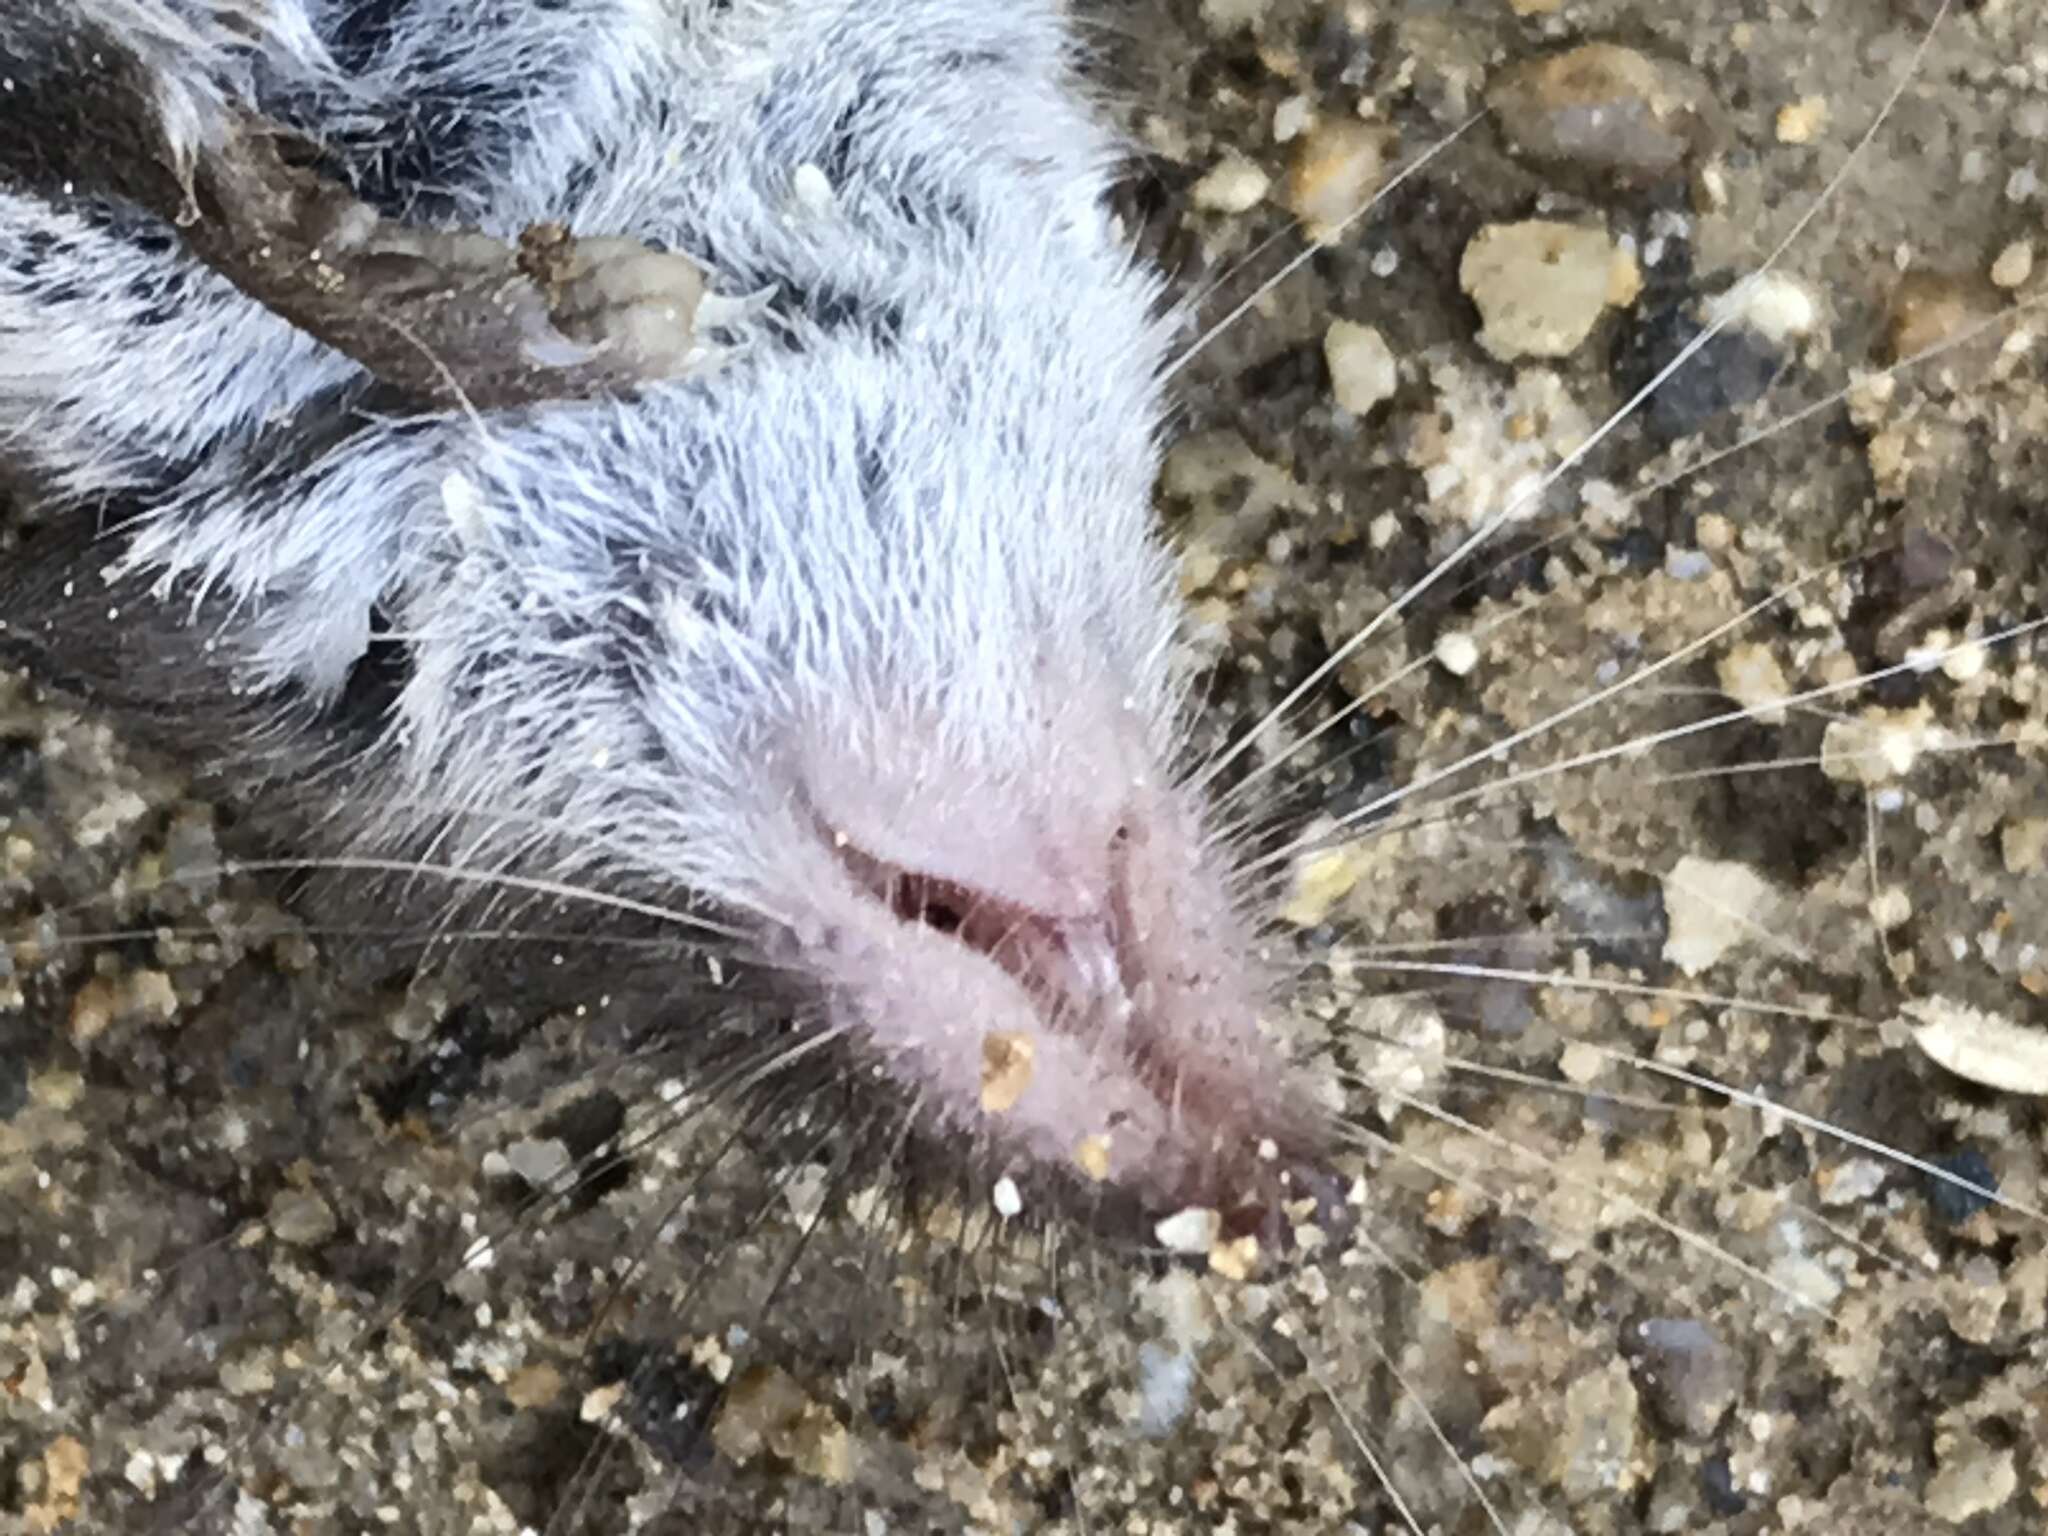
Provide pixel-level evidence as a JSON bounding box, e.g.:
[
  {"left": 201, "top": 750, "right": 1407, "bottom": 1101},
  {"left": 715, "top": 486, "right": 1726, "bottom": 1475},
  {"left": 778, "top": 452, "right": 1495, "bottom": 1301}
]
[{"left": 4, "top": 1, "right": 2047, "bottom": 1533}]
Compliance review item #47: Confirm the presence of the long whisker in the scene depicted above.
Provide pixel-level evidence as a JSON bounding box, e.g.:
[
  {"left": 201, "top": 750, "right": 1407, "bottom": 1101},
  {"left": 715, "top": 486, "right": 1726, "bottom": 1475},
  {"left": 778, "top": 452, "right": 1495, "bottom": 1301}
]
[
  {"left": 1377, "top": 1087, "right": 1830, "bottom": 1311},
  {"left": 1246, "top": 562, "right": 1843, "bottom": 861},
  {"left": 199, "top": 856, "right": 753, "bottom": 940},
  {"left": 1349, "top": 1318, "right": 1518, "bottom": 1536},
  {"left": 1620, "top": 288, "right": 2046, "bottom": 513},
  {"left": 1584, "top": 1045, "right": 2048, "bottom": 1224},
  {"left": 1211, "top": 588, "right": 1556, "bottom": 817},
  {"left": 1199, "top": 0, "right": 1957, "bottom": 786},
  {"left": 1161, "top": 110, "right": 1488, "bottom": 384},
  {"left": 1348, "top": 960, "right": 1869, "bottom": 1028},
  {"left": 1218, "top": 1313, "right": 1430, "bottom": 1536},
  {"left": 1261, "top": 616, "right": 2048, "bottom": 871}
]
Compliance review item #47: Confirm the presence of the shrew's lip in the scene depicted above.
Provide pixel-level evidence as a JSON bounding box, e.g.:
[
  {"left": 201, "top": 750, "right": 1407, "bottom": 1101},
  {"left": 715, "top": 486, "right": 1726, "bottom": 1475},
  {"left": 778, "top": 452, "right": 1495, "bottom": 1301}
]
[{"left": 828, "top": 826, "right": 1144, "bottom": 1058}]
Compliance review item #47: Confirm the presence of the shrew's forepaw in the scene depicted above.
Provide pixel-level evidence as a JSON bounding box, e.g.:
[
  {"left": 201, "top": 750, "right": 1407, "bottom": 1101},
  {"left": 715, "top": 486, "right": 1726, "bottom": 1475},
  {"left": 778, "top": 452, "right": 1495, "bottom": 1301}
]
[
  {"left": 517, "top": 227, "right": 709, "bottom": 379},
  {"left": 132, "top": 112, "right": 715, "bottom": 411}
]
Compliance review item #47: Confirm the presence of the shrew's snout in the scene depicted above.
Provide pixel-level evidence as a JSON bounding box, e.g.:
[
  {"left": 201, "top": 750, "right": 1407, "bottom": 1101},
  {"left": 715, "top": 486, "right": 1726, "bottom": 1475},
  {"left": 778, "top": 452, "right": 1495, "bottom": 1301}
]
[{"left": 786, "top": 750, "right": 1333, "bottom": 1242}]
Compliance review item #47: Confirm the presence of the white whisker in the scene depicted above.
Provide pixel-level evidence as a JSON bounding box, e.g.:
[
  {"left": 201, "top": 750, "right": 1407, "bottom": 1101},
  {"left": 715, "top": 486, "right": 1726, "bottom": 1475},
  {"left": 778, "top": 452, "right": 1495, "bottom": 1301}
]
[
  {"left": 1584, "top": 1045, "right": 2048, "bottom": 1224},
  {"left": 1348, "top": 960, "right": 1867, "bottom": 1028},
  {"left": 200, "top": 856, "right": 753, "bottom": 940},
  {"left": 1262, "top": 616, "right": 2048, "bottom": 871}
]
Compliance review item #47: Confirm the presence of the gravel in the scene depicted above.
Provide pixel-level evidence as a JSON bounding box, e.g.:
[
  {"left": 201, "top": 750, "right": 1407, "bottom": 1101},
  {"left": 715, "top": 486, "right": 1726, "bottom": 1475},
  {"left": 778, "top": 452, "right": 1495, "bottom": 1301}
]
[{"left": 5, "top": 0, "right": 2047, "bottom": 1532}]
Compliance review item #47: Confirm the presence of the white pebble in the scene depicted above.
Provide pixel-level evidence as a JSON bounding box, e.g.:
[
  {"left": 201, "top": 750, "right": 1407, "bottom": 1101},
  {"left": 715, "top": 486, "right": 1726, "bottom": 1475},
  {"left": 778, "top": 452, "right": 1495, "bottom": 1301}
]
[
  {"left": 1460, "top": 219, "right": 1631, "bottom": 362},
  {"left": 1942, "top": 639, "right": 1988, "bottom": 682},
  {"left": 1991, "top": 239, "right": 2034, "bottom": 290},
  {"left": 1820, "top": 707, "right": 1936, "bottom": 786},
  {"left": 1433, "top": 630, "right": 1480, "bottom": 676},
  {"left": 1661, "top": 856, "right": 1782, "bottom": 977},
  {"left": 1664, "top": 547, "right": 1713, "bottom": 581},
  {"left": 1818, "top": 1157, "right": 1888, "bottom": 1207},
  {"left": 1324, "top": 319, "right": 1398, "bottom": 416},
  {"left": 503, "top": 1137, "right": 573, "bottom": 1188},
  {"left": 1868, "top": 885, "right": 1912, "bottom": 930},
  {"left": 1191, "top": 153, "right": 1270, "bottom": 214},
  {"left": 1272, "top": 94, "right": 1313, "bottom": 144},
  {"left": 1154, "top": 1206, "right": 1221, "bottom": 1254},
  {"left": 1708, "top": 271, "right": 1819, "bottom": 344},
  {"left": 992, "top": 1176, "right": 1022, "bottom": 1218}
]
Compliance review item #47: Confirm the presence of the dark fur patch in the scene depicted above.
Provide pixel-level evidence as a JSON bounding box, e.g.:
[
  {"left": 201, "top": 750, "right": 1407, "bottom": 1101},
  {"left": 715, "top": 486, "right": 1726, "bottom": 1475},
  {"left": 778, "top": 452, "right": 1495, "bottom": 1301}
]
[
  {"left": 0, "top": 4, "right": 184, "bottom": 209},
  {"left": 294, "top": 0, "right": 593, "bottom": 220}
]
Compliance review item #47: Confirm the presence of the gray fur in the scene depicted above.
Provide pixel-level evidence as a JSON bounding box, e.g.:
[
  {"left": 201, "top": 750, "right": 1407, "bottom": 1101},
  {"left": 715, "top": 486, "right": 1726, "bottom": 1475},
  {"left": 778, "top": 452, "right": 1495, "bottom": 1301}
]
[{"left": 0, "top": 0, "right": 1317, "bottom": 1211}]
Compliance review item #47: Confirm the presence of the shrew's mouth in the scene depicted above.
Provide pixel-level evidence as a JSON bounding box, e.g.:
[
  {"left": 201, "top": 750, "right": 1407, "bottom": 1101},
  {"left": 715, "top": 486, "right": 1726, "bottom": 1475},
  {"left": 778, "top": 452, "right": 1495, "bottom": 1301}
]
[
  {"left": 819, "top": 818, "right": 1339, "bottom": 1240},
  {"left": 829, "top": 835, "right": 1121, "bottom": 1022}
]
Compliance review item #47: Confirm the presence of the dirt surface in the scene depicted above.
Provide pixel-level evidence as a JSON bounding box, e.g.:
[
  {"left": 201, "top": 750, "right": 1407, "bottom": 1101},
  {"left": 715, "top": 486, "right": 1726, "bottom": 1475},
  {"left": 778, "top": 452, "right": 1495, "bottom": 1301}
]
[{"left": 4, "top": 1, "right": 2047, "bottom": 1533}]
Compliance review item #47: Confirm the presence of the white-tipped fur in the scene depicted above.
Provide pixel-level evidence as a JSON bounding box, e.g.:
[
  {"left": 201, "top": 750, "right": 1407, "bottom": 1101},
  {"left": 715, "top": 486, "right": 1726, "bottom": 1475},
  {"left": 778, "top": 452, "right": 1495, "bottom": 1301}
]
[
  {"left": 1, "top": 2, "right": 1329, "bottom": 1208},
  {"left": 4, "top": 2, "right": 1271, "bottom": 1180}
]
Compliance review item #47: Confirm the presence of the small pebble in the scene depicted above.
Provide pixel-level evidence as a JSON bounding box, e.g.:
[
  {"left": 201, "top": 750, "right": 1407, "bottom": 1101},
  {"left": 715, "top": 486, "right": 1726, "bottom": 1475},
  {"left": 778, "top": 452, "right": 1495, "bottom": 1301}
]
[
  {"left": 1323, "top": 319, "right": 1398, "bottom": 415},
  {"left": 1662, "top": 546, "right": 1712, "bottom": 581},
  {"left": 1661, "top": 855, "right": 1780, "bottom": 977},
  {"left": 1192, "top": 152, "right": 1270, "bottom": 215},
  {"left": 504, "top": 1364, "right": 565, "bottom": 1410},
  {"left": 1433, "top": 630, "right": 1479, "bottom": 676},
  {"left": 1939, "top": 636, "right": 1987, "bottom": 681},
  {"left": 267, "top": 1189, "right": 337, "bottom": 1248},
  {"left": 1286, "top": 119, "right": 1394, "bottom": 239},
  {"left": 68, "top": 976, "right": 120, "bottom": 1045},
  {"left": 1819, "top": 707, "right": 1935, "bottom": 786},
  {"left": 1868, "top": 885, "right": 1912, "bottom": 930},
  {"left": 1886, "top": 270, "right": 2003, "bottom": 362},
  {"left": 1774, "top": 96, "right": 1828, "bottom": 145},
  {"left": 1716, "top": 643, "right": 1790, "bottom": 725},
  {"left": 1989, "top": 238, "right": 2033, "bottom": 290},
  {"left": 991, "top": 1176, "right": 1022, "bottom": 1218},
  {"left": 1923, "top": 1436, "right": 2016, "bottom": 1523},
  {"left": 711, "top": 1366, "right": 852, "bottom": 1483},
  {"left": 1547, "top": 1360, "right": 1640, "bottom": 1499},
  {"left": 503, "top": 1137, "right": 573, "bottom": 1187},
  {"left": 1708, "top": 272, "right": 1820, "bottom": 344},
  {"left": 1461, "top": 220, "right": 1634, "bottom": 361},
  {"left": 2001, "top": 816, "right": 2048, "bottom": 875},
  {"left": 1488, "top": 43, "right": 1712, "bottom": 189},
  {"left": 1354, "top": 996, "right": 1448, "bottom": 1105},
  {"left": 1816, "top": 1157, "right": 1889, "bottom": 1207},
  {"left": 1207, "top": 1234, "right": 1259, "bottom": 1281},
  {"left": 1154, "top": 1206, "right": 1222, "bottom": 1254},
  {"left": 1272, "top": 94, "right": 1313, "bottom": 143},
  {"left": 1631, "top": 1318, "right": 1738, "bottom": 1440}
]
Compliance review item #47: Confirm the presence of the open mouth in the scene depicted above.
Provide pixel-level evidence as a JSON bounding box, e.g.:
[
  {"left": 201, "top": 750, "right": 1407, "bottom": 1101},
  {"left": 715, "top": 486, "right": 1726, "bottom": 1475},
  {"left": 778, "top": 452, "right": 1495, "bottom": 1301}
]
[
  {"left": 829, "top": 833, "right": 1135, "bottom": 1033},
  {"left": 810, "top": 813, "right": 1336, "bottom": 1241}
]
